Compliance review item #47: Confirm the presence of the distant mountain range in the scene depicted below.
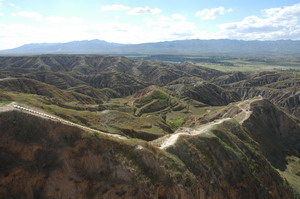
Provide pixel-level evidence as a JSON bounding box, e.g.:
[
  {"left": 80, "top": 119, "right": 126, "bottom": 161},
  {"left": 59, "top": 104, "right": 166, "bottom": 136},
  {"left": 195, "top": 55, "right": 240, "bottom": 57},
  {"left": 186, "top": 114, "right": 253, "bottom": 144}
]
[{"left": 1, "top": 39, "right": 300, "bottom": 56}]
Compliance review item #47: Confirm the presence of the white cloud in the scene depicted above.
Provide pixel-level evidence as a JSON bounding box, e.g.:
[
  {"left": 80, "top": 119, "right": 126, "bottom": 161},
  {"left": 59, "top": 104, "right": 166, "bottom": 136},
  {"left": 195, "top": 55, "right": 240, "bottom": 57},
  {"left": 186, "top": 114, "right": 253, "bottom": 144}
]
[
  {"left": 219, "top": 3, "right": 300, "bottom": 40},
  {"left": 196, "top": 7, "right": 233, "bottom": 20},
  {"left": 101, "top": 4, "right": 130, "bottom": 11},
  {"left": 172, "top": 14, "right": 186, "bottom": 20},
  {"left": 12, "top": 11, "right": 42, "bottom": 19},
  {"left": 0, "top": 13, "right": 197, "bottom": 50},
  {"left": 46, "top": 16, "right": 83, "bottom": 24},
  {"left": 102, "top": 4, "right": 161, "bottom": 16},
  {"left": 9, "top": 3, "right": 20, "bottom": 8},
  {"left": 0, "top": 0, "right": 3, "bottom": 16},
  {"left": 12, "top": 12, "right": 83, "bottom": 24},
  {"left": 0, "top": 0, "right": 3, "bottom": 15},
  {"left": 127, "top": 6, "right": 161, "bottom": 15},
  {"left": 0, "top": 23, "right": 95, "bottom": 50},
  {"left": 0, "top": 14, "right": 85, "bottom": 49},
  {"left": 141, "top": 15, "right": 196, "bottom": 41}
]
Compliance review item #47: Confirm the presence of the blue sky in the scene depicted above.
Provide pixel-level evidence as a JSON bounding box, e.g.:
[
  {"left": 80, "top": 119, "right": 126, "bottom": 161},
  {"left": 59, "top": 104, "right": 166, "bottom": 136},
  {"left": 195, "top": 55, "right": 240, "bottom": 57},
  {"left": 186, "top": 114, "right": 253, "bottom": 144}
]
[{"left": 0, "top": 0, "right": 300, "bottom": 50}]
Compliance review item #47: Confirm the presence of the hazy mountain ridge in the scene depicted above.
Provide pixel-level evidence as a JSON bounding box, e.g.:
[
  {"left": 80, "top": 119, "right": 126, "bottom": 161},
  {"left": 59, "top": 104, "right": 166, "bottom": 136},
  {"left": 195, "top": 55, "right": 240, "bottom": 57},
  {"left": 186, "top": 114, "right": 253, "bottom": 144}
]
[
  {"left": 1, "top": 39, "right": 300, "bottom": 55},
  {"left": 0, "top": 40, "right": 124, "bottom": 55}
]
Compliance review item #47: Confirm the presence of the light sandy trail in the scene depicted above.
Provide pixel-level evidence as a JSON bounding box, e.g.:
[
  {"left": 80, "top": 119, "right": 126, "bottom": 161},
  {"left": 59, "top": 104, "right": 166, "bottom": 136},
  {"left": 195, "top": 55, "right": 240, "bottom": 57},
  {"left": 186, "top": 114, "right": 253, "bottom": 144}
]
[
  {"left": 0, "top": 102, "right": 127, "bottom": 140},
  {"left": 234, "top": 95, "right": 263, "bottom": 124},
  {"left": 0, "top": 77, "right": 13, "bottom": 81},
  {"left": 0, "top": 102, "right": 15, "bottom": 112},
  {"left": 159, "top": 117, "right": 231, "bottom": 149},
  {"left": 159, "top": 96, "right": 264, "bottom": 149}
]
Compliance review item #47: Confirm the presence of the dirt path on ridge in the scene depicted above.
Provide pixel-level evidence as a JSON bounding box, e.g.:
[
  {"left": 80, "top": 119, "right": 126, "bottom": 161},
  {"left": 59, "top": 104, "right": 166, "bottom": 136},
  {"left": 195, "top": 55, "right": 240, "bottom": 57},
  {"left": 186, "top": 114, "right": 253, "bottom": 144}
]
[
  {"left": 158, "top": 96, "right": 264, "bottom": 150},
  {"left": 0, "top": 102, "right": 127, "bottom": 140},
  {"left": 159, "top": 117, "right": 231, "bottom": 149}
]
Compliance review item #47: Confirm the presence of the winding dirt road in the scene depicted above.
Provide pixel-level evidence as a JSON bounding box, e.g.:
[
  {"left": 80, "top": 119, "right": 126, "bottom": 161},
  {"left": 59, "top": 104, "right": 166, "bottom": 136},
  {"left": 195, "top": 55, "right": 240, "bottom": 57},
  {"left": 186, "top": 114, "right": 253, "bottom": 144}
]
[
  {"left": 159, "top": 117, "right": 231, "bottom": 149},
  {"left": 158, "top": 96, "right": 264, "bottom": 149}
]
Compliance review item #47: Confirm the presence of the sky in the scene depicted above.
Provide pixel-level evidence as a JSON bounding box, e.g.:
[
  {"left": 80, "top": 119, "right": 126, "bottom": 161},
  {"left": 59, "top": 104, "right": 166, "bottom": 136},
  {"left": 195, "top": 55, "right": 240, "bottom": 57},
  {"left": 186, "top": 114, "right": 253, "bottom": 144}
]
[{"left": 0, "top": 0, "right": 300, "bottom": 50}]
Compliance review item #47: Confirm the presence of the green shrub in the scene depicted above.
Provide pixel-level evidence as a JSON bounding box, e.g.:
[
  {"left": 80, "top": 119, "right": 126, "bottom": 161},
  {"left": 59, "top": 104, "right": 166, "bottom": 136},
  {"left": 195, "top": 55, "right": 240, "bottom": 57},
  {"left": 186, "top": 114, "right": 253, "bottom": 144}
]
[{"left": 168, "top": 118, "right": 185, "bottom": 129}]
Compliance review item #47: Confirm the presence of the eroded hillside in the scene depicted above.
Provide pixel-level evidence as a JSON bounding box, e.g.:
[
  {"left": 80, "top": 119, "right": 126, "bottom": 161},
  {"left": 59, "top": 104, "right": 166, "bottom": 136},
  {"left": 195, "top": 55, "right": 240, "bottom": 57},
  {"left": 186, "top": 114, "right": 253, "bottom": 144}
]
[
  {"left": 0, "top": 55, "right": 299, "bottom": 199},
  {"left": 213, "top": 71, "right": 300, "bottom": 117}
]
